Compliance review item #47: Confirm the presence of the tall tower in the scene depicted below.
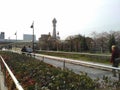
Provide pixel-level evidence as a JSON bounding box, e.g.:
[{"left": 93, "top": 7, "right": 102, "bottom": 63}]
[{"left": 52, "top": 18, "right": 57, "bottom": 39}]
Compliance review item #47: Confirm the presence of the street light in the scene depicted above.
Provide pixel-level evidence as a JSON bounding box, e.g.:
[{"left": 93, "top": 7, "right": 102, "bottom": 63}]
[
  {"left": 30, "top": 21, "right": 35, "bottom": 52},
  {"left": 14, "top": 31, "right": 17, "bottom": 50}
]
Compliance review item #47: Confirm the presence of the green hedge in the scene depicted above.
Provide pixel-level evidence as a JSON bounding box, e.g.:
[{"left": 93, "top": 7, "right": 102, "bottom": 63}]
[{"left": 0, "top": 51, "right": 96, "bottom": 90}]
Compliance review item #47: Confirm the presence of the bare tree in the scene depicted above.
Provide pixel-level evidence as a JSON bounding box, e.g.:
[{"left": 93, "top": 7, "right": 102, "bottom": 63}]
[{"left": 91, "top": 31, "right": 109, "bottom": 53}]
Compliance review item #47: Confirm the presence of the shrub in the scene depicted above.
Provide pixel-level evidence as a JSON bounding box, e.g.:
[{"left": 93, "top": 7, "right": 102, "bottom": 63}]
[{"left": 0, "top": 51, "right": 95, "bottom": 90}]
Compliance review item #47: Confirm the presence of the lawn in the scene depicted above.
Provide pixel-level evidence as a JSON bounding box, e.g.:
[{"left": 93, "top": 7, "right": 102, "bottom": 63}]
[{"left": 37, "top": 51, "right": 111, "bottom": 64}]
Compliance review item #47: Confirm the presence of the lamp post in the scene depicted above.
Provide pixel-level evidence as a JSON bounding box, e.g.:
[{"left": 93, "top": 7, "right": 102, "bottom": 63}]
[
  {"left": 14, "top": 32, "right": 17, "bottom": 50},
  {"left": 31, "top": 21, "right": 35, "bottom": 52}
]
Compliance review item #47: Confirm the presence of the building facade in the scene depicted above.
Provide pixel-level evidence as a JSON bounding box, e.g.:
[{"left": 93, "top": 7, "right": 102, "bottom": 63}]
[
  {"left": 39, "top": 18, "right": 60, "bottom": 50},
  {"left": 0, "top": 32, "right": 5, "bottom": 39},
  {"left": 23, "top": 34, "right": 36, "bottom": 42}
]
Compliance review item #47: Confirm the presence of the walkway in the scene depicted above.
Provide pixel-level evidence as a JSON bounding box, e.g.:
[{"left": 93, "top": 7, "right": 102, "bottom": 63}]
[
  {"left": 35, "top": 54, "right": 119, "bottom": 80},
  {"left": 0, "top": 66, "right": 7, "bottom": 90}
]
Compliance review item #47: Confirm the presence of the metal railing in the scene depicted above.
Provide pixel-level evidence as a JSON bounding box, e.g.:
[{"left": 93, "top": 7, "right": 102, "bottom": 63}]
[
  {"left": 0, "top": 55, "right": 24, "bottom": 90},
  {"left": 6, "top": 50, "right": 120, "bottom": 81},
  {"left": 34, "top": 53, "right": 119, "bottom": 69},
  {"left": 33, "top": 53, "right": 120, "bottom": 80},
  {"left": 14, "top": 51, "right": 120, "bottom": 80}
]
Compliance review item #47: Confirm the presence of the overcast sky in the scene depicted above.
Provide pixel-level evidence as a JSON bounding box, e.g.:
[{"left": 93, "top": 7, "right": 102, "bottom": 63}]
[{"left": 0, "top": 0, "right": 120, "bottom": 40}]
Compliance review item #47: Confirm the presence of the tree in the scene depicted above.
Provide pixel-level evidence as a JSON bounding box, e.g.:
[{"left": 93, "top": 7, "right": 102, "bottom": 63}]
[
  {"left": 65, "top": 36, "right": 74, "bottom": 52},
  {"left": 85, "top": 37, "right": 93, "bottom": 51},
  {"left": 108, "top": 34, "right": 116, "bottom": 53},
  {"left": 91, "top": 31, "right": 109, "bottom": 53},
  {"left": 80, "top": 36, "right": 89, "bottom": 52},
  {"left": 72, "top": 34, "right": 83, "bottom": 52},
  {"left": 110, "top": 31, "right": 120, "bottom": 46}
]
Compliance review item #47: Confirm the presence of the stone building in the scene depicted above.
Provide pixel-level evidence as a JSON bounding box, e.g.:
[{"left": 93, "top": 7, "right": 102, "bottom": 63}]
[{"left": 39, "top": 18, "right": 60, "bottom": 50}]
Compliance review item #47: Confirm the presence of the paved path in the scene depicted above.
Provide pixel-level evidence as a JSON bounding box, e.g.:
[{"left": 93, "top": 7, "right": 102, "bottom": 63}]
[
  {"left": 7, "top": 50, "right": 120, "bottom": 80},
  {"left": 0, "top": 66, "right": 7, "bottom": 90},
  {"left": 36, "top": 56, "right": 118, "bottom": 80}
]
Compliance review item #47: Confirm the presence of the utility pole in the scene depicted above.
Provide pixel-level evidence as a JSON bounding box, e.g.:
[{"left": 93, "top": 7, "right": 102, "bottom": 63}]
[
  {"left": 14, "top": 31, "right": 17, "bottom": 41},
  {"left": 31, "top": 21, "right": 35, "bottom": 52},
  {"left": 15, "top": 31, "right": 17, "bottom": 51}
]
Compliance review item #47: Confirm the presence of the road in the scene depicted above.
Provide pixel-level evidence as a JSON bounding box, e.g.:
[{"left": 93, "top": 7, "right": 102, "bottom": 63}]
[
  {"left": 35, "top": 55, "right": 118, "bottom": 80},
  {"left": 10, "top": 50, "right": 119, "bottom": 80}
]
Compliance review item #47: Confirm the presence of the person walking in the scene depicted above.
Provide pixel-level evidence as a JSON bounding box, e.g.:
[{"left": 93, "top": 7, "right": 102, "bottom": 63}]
[
  {"left": 21, "top": 46, "right": 27, "bottom": 54},
  {"left": 27, "top": 46, "right": 33, "bottom": 53},
  {"left": 110, "top": 45, "right": 120, "bottom": 77},
  {"left": 26, "top": 46, "right": 33, "bottom": 56}
]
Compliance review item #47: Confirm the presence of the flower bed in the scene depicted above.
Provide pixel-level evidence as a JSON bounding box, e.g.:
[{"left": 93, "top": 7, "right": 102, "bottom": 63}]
[
  {"left": 0, "top": 51, "right": 95, "bottom": 90},
  {"left": 1, "top": 51, "right": 120, "bottom": 90}
]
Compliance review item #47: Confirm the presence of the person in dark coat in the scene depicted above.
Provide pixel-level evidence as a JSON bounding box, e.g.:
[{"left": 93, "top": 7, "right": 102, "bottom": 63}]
[
  {"left": 110, "top": 45, "right": 120, "bottom": 77},
  {"left": 21, "top": 46, "right": 27, "bottom": 53}
]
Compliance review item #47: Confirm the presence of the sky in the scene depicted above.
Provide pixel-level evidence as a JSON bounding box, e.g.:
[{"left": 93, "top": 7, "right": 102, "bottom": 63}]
[{"left": 0, "top": 0, "right": 120, "bottom": 40}]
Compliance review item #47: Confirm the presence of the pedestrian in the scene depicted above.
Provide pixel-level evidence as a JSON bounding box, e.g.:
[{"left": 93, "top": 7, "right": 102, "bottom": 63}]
[
  {"left": 110, "top": 45, "right": 120, "bottom": 77},
  {"left": 27, "top": 46, "right": 33, "bottom": 53},
  {"left": 26, "top": 46, "right": 33, "bottom": 56},
  {"left": 21, "top": 46, "right": 27, "bottom": 54}
]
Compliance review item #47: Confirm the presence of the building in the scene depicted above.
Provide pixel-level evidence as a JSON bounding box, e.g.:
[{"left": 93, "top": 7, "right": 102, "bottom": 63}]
[
  {"left": 0, "top": 32, "right": 5, "bottom": 39},
  {"left": 39, "top": 18, "right": 60, "bottom": 50},
  {"left": 23, "top": 34, "right": 36, "bottom": 42}
]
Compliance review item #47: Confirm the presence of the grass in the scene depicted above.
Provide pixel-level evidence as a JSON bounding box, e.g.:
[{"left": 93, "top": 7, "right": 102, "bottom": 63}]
[{"left": 37, "top": 51, "right": 111, "bottom": 64}]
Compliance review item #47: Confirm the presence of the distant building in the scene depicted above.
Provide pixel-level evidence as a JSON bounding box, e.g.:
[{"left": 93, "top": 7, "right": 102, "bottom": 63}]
[
  {"left": 23, "top": 34, "right": 36, "bottom": 42},
  {"left": 39, "top": 18, "right": 60, "bottom": 50},
  {"left": 0, "top": 32, "right": 5, "bottom": 39}
]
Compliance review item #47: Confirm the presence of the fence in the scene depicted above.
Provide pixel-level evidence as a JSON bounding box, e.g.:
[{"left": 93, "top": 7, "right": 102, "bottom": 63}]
[
  {"left": 0, "top": 55, "right": 24, "bottom": 90},
  {"left": 10, "top": 50, "right": 120, "bottom": 81},
  {"left": 2, "top": 50, "right": 120, "bottom": 85},
  {"left": 32, "top": 53, "right": 120, "bottom": 80}
]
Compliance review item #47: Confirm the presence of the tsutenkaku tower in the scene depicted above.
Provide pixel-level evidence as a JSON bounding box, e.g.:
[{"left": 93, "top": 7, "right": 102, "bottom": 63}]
[{"left": 52, "top": 18, "right": 57, "bottom": 39}]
